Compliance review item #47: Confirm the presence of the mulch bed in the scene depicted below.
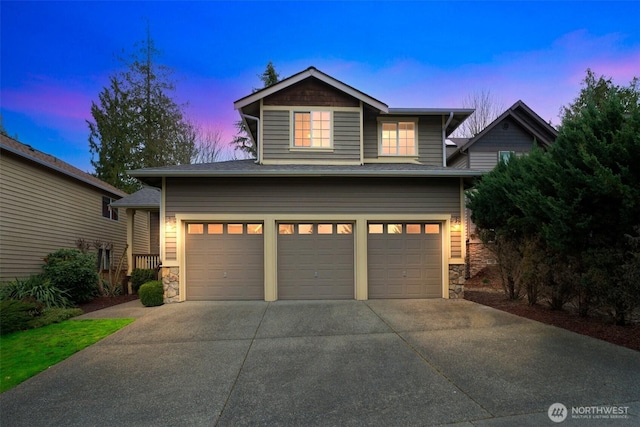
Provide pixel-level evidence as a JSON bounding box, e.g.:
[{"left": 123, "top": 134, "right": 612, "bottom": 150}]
[
  {"left": 78, "top": 294, "right": 139, "bottom": 314},
  {"left": 464, "top": 266, "right": 640, "bottom": 352}
]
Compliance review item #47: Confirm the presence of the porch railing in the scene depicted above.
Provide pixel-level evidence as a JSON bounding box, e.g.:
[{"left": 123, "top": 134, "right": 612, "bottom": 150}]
[{"left": 133, "top": 254, "right": 161, "bottom": 270}]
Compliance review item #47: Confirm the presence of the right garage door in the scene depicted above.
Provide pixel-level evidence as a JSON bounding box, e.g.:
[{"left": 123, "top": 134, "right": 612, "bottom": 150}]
[{"left": 368, "top": 223, "right": 442, "bottom": 298}]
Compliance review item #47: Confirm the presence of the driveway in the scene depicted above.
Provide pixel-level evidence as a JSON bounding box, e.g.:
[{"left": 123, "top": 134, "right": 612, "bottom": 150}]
[{"left": 1, "top": 299, "right": 639, "bottom": 426}]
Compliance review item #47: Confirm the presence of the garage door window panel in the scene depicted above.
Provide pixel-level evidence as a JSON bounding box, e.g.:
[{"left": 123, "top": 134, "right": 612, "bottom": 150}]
[
  {"left": 188, "top": 224, "right": 204, "bottom": 234},
  {"left": 208, "top": 224, "right": 223, "bottom": 234}
]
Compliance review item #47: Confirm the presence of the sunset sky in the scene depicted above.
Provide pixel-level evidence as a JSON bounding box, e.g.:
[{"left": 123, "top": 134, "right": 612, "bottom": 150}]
[{"left": 1, "top": 1, "right": 638, "bottom": 172}]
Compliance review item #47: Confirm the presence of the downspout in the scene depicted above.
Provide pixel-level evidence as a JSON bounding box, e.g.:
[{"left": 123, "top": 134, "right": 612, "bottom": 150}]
[
  {"left": 241, "top": 113, "right": 261, "bottom": 164},
  {"left": 442, "top": 112, "right": 454, "bottom": 167}
]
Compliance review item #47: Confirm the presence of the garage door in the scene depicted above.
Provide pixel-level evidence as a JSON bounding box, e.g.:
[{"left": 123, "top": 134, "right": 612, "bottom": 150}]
[
  {"left": 368, "top": 223, "right": 442, "bottom": 298},
  {"left": 277, "top": 223, "right": 354, "bottom": 299},
  {"left": 185, "top": 223, "right": 264, "bottom": 300}
]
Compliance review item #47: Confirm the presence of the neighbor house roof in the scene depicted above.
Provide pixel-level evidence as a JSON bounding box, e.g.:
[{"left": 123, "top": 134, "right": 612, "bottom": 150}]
[
  {"left": 129, "top": 159, "right": 485, "bottom": 187},
  {"left": 447, "top": 100, "right": 558, "bottom": 161},
  {"left": 110, "top": 187, "right": 160, "bottom": 210},
  {"left": 0, "top": 134, "right": 126, "bottom": 197}
]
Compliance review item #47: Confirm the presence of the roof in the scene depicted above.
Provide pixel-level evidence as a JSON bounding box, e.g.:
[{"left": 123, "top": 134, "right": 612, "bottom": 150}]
[
  {"left": 129, "top": 159, "right": 485, "bottom": 187},
  {"left": 110, "top": 187, "right": 160, "bottom": 209},
  {"left": 0, "top": 134, "right": 127, "bottom": 197},
  {"left": 234, "top": 66, "right": 389, "bottom": 112},
  {"left": 448, "top": 100, "right": 558, "bottom": 161}
]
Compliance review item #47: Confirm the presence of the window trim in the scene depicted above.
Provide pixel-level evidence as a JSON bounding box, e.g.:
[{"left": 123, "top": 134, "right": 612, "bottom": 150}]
[
  {"left": 102, "top": 196, "right": 118, "bottom": 221},
  {"left": 377, "top": 118, "right": 419, "bottom": 157},
  {"left": 291, "top": 110, "right": 333, "bottom": 150},
  {"left": 498, "top": 151, "right": 515, "bottom": 163}
]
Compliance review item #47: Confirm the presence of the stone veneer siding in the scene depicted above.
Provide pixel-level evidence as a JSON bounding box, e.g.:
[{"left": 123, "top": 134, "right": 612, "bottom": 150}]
[
  {"left": 449, "top": 264, "right": 466, "bottom": 299},
  {"left": 161, "top": 266, "right": 180, "bottom": 303},
  {"left": 466, "top": 242, "right": 497, "bottom": 279}
]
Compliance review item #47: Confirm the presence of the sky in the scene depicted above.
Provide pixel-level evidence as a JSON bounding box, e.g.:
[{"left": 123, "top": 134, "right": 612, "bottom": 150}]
[{"left": 1, "top": 1, "right": 639, "bottom": 172}]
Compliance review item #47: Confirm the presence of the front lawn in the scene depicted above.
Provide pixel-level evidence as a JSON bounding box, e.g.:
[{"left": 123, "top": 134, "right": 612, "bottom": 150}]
[{"left": 0, "top": 318, "right": 134, "bottom": 393}]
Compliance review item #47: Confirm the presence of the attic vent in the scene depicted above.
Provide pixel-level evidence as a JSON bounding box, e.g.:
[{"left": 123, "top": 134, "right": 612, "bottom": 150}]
[{"left": 502, "top": 122, "right": 510, "bottom": 130}]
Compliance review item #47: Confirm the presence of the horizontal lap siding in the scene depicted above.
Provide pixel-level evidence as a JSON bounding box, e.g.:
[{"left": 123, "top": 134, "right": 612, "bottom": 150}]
[
  {"left": 164, "top": 177, "right": 462, "bottom": 259},
  {"left": 362, "top": 112, "right": 378, "bottom": 159},
  {"left": 418, "top": 117, "right": 443, "bottom": 166},
  {"left": 0, "top": 154, "right": 133, "bottom": 281},
  {"left": 262, "top": 110, "right": 360, "bottom": 162},
  {"left": 166, "top": 177, "right": 460, "bottom": 215},
  {"left": 469, "top": 117, "right": 535, "bottom": 170}
]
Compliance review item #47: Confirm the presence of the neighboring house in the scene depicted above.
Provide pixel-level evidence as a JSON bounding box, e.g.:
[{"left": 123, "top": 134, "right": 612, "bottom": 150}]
[
  {"left": 110, "top": 187, "right": 161, "bottom": 274},
  {"left": 446, "top": 100, "right": 558, "bottom": 277},
  {"left": 130, "top": 66, "right": 484, "bottom": 303},
  {"left": 0, "top": 134, "right": 150, "bottom": 283}
]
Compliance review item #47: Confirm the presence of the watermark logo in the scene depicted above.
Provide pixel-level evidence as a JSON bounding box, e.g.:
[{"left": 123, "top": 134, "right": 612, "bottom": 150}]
[
  {"left": 548, "top": 403, "right": 568, "bottom": 423},
  {"left": 548, "top": 403, "right": 630, "bottom": 423}
]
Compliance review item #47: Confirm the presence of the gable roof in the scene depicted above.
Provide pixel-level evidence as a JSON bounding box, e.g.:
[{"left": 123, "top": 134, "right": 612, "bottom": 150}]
[
  {"left": 234, "top": 66, "right": 389, "bottom": 112},
  {"left": 110, "top": 187, "right": 160, "bottom": 209},
  {"left": 451, "top": 100, "right": 558, "bottom": 158},
  {"left": 0, "top": 134, "right": 126, "bottom": 198}
]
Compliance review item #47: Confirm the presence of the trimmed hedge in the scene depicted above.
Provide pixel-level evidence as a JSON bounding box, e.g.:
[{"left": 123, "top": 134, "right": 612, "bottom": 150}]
[
  {"left": 131, "top": 269, "right": 157, "bottom": 294},
  {"left": 139, "top": 281, "right": 164, "bottom": 307}
]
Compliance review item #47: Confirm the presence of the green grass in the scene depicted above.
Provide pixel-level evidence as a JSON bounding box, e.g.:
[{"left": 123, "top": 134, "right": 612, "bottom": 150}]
[{"left": 0, "top": 318, "right": 134, "bottom": 393}]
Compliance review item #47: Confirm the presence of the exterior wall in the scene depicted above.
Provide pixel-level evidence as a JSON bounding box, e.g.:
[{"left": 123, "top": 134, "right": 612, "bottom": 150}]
[
  {"left": 163, "top": 176, "right": 463, "bottom": 262},
  {"left": 263, "top": 77, "right": 360, "bottom": 108},
  {"left": 0, "top": 153, "right": 138, "bottom": 281},
  {"left": 362, "top": 113, "right": 443, "bottom": 165},
  {"left": 468, "top": 117, "right": 535, "bottom": 170},
  {"left": 448, "top": 153, "right": 468, "bottom": 169},
  {"left": 262, "top": 109, "right": 361, "bottom": 162},
  {"left": 133, "top": 211, "right": 151, "bottom": 254},
  {"left": 417, "top": 116, "right": 444, "bottom": 166},
  {"left": 467, "top": 242, "right": 497, "bottom": 278}
]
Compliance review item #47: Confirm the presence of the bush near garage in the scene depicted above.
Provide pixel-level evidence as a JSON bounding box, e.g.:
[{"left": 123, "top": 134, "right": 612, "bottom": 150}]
[
  {"left": 42, "top": 249, "right": 99, "bottom": 304},
  {"left": 130, "top": 268, "right": 157, "bottom": 294},
  {"left": 139, "top": 280, "right": 164, "bottom": 307}
]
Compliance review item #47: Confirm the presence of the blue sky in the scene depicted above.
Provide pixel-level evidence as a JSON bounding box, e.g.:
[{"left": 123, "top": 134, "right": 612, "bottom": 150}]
[{"left": 1, "top": 1, "right": 638, "bottom": 172}]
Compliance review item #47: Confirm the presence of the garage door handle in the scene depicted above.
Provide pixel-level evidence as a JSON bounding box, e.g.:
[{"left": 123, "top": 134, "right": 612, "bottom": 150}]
[
  {"left": 314, "top": 271, "right": 318, "bottom": 278},
  {"left": 224, "top": 272, "right": 227, "bottom": 278},
  {"left": 403, "top": 270, "right": 407, "bottom": 277}
]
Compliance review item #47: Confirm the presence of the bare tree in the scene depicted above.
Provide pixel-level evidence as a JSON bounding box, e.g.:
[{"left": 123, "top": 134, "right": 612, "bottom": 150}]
[
  {"left": 192, "top": 126, "right": 227, "bottom": 163},
  {"left": 454, "top": 90, "right": 504, "bottom": 137}
]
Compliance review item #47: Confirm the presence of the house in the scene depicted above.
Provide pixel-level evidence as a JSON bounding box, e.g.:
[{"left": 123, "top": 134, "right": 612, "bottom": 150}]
[
  {"left": 129, "top": 66, "right": 484, "bottom": 303},
  {"left": 446, "top": 100, "right": 558, "bottom": 276},
  {"left": 0, "top": 134, "right": 150, "bottom": 283}
]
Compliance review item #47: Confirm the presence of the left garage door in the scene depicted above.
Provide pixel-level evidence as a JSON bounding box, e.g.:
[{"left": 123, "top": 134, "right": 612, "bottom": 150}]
[{"left": 185, "top": 223, "right": 264, "bottom": 300}]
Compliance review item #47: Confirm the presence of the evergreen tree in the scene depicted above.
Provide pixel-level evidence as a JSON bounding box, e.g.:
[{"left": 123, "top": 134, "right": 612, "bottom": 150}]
[
  {"left": 231, "top": 62, "right": 280, "bottom": 158},
  {"left": 88, "top": 31, "right": 196, "bottom": 193}
]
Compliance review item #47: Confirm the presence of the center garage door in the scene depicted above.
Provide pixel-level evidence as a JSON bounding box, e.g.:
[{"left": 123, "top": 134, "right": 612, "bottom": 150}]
[
  {"left": 185, "top": 223, "right": 264, "bottom": 300},
  {"left": 368, "top": 223, "right": 442, "bottom": 298},
  {"left": 277, "top": 223, "right": 354, "bottom": 299}
]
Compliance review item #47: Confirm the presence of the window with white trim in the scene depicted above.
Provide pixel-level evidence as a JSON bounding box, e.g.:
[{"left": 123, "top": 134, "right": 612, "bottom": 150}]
[
  {"left": 499, "top": 151, "right": 514, "bottom": 163},
  {"left": 102, "top": 196, "right": 118, "bottom": 220},
  {"left": 293, "top": 111, "right": 331, "bottom": 148},
  {"left": 380, "top": 121, "right": 416, "bottom": 155}
]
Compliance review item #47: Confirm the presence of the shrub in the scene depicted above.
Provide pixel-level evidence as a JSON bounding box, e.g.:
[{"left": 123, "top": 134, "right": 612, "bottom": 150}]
[
  {"left": 1, "top": 300, "right": 38, "bottom": 335},
  {"left": 0, "top": 275, "right": 72, "bottom": 308},
  {"left": 131, "top": 269, "right": 157, "bottom": 294},
  {"left": 139, "top": 280, "right": 164, "bottom": 307},
  {"left": 42, "top": 249, "right": 99, "bottom": 304},
  {"left": 28, "top": 308, "right": 84, "bottom": 329}
]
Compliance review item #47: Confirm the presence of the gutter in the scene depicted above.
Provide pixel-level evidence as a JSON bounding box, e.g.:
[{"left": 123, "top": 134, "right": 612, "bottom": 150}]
[{"left": 442, "top": 112, "right": 454, "bottom": 167}]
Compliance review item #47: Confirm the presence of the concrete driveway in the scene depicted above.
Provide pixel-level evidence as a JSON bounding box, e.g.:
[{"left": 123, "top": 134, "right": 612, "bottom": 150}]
[{"left": 1, "top": 299, "right": 639, "bottom": 426}]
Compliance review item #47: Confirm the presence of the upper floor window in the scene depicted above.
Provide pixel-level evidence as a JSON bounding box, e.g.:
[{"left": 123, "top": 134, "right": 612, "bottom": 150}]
[
  {"left": 102, "top": 196, "right": 118, "bottom": 221},
  {"left": 380, "top": 121, "right": 416, "bottom": 156},
  {"left": 499, "top": 151, "right": 514, "bottom": 163},
  {"left": 293, "top": 111, "right": 331, "bottom": 148}
]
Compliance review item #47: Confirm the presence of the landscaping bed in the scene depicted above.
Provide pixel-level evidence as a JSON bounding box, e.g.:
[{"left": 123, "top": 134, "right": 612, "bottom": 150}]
[
  {"left": 464, "top": 266, "right": 640, "bottom": 352},
  {"left": 78, "top": 294, "right": 139, "bottom": 314}
]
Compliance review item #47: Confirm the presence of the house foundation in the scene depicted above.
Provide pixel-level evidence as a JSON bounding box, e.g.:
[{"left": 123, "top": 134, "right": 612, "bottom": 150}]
[
  {"left": 161, "top": 266, "right": 180, "bottom": 303},
  {"left": 449, "top": 264, "right": 466, "bottom": 298}
]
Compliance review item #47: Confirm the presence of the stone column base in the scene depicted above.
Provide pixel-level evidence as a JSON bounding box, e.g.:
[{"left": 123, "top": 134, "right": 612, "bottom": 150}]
[
  {"left": 449, "top": 264, "right": 466, "bottom": 299},
  {"left": 160, "top": 266, "right": 180, "bottom": 303}
]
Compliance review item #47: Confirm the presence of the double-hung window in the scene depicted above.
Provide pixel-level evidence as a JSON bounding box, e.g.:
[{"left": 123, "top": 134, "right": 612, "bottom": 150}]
[
  {"left": 293, "top": 111, "right": 331, "bottom": 148},
  {"left": 380, "top": 121, "right": 416, "bottom": 156}
]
